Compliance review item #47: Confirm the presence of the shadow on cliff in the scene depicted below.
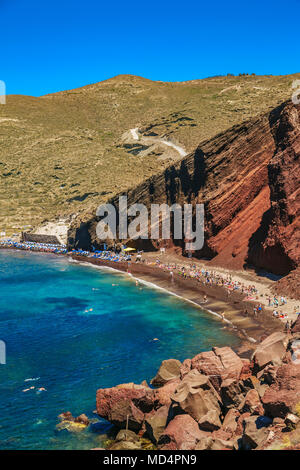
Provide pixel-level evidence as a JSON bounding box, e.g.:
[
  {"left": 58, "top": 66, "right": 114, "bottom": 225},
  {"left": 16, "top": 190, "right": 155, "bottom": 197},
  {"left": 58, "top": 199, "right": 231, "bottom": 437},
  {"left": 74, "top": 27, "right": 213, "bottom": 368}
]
[{"left": 164, "top": 147, "right": 207, "bottom": 205}]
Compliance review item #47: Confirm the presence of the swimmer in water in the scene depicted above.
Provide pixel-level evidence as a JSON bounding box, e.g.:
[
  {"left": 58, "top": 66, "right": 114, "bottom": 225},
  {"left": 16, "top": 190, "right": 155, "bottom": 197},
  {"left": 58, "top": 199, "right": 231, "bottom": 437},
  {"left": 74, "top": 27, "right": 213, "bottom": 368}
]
[{"left": 22, "top": 386, "right": 35, "bottom": 392}]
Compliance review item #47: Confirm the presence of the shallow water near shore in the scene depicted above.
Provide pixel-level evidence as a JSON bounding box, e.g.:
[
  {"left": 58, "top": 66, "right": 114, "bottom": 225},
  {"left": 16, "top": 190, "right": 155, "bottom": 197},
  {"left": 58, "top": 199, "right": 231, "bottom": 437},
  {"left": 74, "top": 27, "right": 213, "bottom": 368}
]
[{"left": 0, "top": 250, "right": 241, "bottom": 449}]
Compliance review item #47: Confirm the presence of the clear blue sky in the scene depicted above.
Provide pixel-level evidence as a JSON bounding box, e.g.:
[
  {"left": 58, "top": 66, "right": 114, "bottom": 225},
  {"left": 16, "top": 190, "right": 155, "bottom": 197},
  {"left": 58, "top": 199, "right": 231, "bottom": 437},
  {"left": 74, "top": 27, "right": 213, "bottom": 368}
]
[{"left": 1, "top": 0, "right": 299, "bottom": 96}]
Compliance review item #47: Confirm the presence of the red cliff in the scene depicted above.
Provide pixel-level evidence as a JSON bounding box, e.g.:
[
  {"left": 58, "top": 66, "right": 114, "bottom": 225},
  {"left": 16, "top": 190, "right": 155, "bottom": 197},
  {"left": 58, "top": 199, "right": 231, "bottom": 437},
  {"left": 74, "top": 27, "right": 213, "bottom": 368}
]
[{"left": 68, "top": 101, "right": 300, "bottom": 279}]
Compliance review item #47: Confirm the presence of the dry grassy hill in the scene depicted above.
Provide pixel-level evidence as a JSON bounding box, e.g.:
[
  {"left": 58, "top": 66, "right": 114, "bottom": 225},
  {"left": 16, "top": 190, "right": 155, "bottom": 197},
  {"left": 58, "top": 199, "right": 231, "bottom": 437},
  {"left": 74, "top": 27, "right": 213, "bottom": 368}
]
[{"left": 0, "top": 73, "right": 299, "bottom": 236}]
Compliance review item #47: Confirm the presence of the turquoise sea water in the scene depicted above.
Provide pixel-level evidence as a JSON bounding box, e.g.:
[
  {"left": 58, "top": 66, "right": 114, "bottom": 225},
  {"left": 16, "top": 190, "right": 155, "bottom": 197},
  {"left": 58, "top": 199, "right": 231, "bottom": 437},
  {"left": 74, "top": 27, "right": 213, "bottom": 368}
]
[{"left": 0, "top": 250, "right": 241, "bottom": 449}]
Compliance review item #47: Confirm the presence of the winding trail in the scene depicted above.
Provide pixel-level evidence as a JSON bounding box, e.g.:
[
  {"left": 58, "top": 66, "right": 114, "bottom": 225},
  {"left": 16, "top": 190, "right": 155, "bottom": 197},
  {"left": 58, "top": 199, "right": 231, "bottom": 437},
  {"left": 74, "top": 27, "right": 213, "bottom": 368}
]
[{"left": 129, "top": 127, "right": 187, "bottom": 157}]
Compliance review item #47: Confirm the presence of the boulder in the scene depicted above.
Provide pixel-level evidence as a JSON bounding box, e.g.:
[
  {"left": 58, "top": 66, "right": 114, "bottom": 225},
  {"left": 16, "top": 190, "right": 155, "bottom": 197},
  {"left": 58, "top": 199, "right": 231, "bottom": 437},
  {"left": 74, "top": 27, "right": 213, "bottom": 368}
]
[
  {"left": 153, "top": 379, "right": 181, "bottom": 408},
  {"left": 194, "top": 436, "right": 214, "bottom": 450},
  {"left": 158, "top": 414, "right": 208, "bottom": 450},
  {"left": 241, "top": 416, "right": 269, "bottom": 450},
  {"left": 195, "top": 434, "right": 235, "bottom": 450},
  {"left": 238, "top": 389, "right": 264, "bottom": 416},
  {"left": 239, "top": 358, "right": 253, "bottom": 380},
  {"left": 235, "top": 412, "right": 251, "bottom": 436},
  {"left": 198, "top": 409, "right": 221, "bottom": 432},
  {"left": 171, "top": 370, "right": 221, "bottom": 422},
  {"left": 145, "top": 405, "right": 170, "bottom": 444},
  {"left": 291, "top": 315, "right": 300, "bottom": 334},
  {"left": 96, "top": 383, "right": 153, "bottom": 431},
  {"left": 74, "top": 414, "right": 90, "bottom": 426},
  {"left": 109, "top": 441, "right": 142, "bottom": 450},
  {"left": 252, "top": 332, "right": 289, "bottom": 370},
  {"left": 262, "top": 363, "right": 300, "bottom": 418},
  {"left": 210, "top": 438, "right": 235, "bottom": 450},
  {"left": 257, "top": 364, "right": 278, "bottom": 385},
  {"left": 220, "top": 378, "right": 243, "bottom": 409},
  {"left": 58, "top": 411, "right": 74, "bottom": 422},
  {"left": 180, "top": 359, "right": 192, "bottom": 379},
  {"left": 284, "top": 413, "right": 300, "bottom": 429},
  {"left": 151, "top": 359, "right": 182, "bottom": 386},
  {"left": 222, "top": 409, "right": 240, "bottom": 436},
  {"left": 191, "top": 347, "right": 243, "bottom": 391},
  {"left": 115, "top": 429, "right": 140, "bottom": 443},
  {"left": 191, "top": 351, "right": 225, "bottom": 390},
  {"left": 212, "top": 346, "right": 244, "bottom": 380},
  {"left": 56, "top": 420, "right": 87, "bottom": 433},
  {"left": 56, "top": 411, "right": 89, "bottom": 433}
]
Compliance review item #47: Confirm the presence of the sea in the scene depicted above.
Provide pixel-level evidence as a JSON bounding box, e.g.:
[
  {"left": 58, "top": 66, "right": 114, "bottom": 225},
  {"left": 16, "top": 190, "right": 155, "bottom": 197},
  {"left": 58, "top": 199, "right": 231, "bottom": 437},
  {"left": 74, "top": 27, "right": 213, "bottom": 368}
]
[{"left": 0, "top": 250, "right": 241, "bottom": 449}]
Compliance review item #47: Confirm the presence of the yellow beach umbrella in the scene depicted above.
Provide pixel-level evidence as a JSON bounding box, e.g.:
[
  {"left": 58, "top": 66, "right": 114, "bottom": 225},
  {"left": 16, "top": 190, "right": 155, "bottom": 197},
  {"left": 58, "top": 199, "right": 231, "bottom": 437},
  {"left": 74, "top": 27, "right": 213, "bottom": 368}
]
[{"left": 123, "top": 247, "right": 136, "bottom": 252}]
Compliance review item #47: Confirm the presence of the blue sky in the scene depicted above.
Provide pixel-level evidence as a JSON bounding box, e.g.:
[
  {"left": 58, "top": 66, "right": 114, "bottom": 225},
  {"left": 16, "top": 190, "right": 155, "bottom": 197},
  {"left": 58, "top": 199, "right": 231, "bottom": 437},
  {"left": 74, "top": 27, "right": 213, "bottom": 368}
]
[{"left": 1, "top": 0, "right": 299, "bottom": 96}]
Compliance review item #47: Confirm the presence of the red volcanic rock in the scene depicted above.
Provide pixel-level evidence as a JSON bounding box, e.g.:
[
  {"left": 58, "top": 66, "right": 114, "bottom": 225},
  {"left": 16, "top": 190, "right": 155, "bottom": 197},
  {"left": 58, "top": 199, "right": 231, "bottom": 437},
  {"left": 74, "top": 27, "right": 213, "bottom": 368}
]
[
  {"left": 238, "top": 389, "right": 264, "bottom": 416},
  {"left": 171, "top": 370, "right": 221, "bottom": 422},
  {"left": 242, "top": 416, "right": 270, "bottom": 450},
  {"left": 70, "top": 101, "right": 300, "bottom": 288},
  {"left": 239, "top": 358, "right": 253, "bottom": 380},
  {"left": 222, "top": 409, "right": 240, "bottom": 436},
  {"left": 251, "top": 332, "right": 289, "bottom": 370},
  {"left": 262, "top": 363, "right": 300, "bottom": 418},
  {"left": 220, "top": 378, "right": 243, "bottom": 409},
  {"left": 151, "top": 359, "right": 182, "bottom": 386},
  {"left": 158, "top": 414, "right": 207, "bottom": 450},
  {"left": 145, "top": 405, "right": 170, "bottom": 444},
  {"left": 248, "top": 102, "right": 300, "bottom": 277},
  {"left": 235, "top": 412, "right": 251, "bottom": 436},
  {"left": 191, "top": 347, "right": 243, "bottom": 391},
  {"left": 213, "top": 346, "right": 244, "bottom": 380},
  {"left": 96, "top": 383, "right": 153, "bottom": 431},
  {"left": 191, "top": 350, "right": 225, "bottom": 389},
  {"left": 292, "top": 315, "right": 300, "bottom": 334},
  {"left": 180, "top": 359, "right": 192, "bottom": 379},
  {"left": 153, "top": 379, "right": 181, "bottom": 408},
  {"left": 198, "top": 409, "right": 222, "bottom": 432}
]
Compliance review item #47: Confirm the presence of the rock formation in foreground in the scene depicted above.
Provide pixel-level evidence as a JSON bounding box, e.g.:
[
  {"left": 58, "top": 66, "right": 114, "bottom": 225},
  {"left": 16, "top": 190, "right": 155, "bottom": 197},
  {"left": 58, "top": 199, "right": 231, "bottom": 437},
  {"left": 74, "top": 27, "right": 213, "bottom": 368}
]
[
  {"left": 96, "top": 328, "right": 300, "bottom": 450},
  {"left": 68, "top": 100, "right": 300, "bottom": 283}
]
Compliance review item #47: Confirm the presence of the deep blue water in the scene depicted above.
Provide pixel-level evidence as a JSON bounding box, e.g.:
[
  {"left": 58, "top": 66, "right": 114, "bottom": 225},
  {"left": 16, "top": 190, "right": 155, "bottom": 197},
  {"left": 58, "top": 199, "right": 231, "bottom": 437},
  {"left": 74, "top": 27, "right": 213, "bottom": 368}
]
[{"left": 0, "top": 250, "right": 241, "bottom": 449}]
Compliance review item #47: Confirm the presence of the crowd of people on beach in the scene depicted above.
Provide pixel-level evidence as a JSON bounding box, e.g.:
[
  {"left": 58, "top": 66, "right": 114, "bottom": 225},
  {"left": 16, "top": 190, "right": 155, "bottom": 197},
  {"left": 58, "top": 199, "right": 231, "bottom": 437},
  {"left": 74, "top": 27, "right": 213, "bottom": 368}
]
[
  {"left": 146, "top": 257, "right": 300, "bottom": 323},
  {"left": 2, "top": 239, "right": 299, "bottom": 326},
  {"left": 71, "top": 248, "right": 132, "bottom": 262}
]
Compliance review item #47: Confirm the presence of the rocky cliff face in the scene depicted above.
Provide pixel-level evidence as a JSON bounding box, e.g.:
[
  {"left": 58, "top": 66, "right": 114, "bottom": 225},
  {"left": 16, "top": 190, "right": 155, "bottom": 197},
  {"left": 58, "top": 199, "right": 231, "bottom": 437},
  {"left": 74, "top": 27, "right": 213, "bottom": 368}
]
[{"left": 68, "top": 100, "right": 300, "bottom": 277}]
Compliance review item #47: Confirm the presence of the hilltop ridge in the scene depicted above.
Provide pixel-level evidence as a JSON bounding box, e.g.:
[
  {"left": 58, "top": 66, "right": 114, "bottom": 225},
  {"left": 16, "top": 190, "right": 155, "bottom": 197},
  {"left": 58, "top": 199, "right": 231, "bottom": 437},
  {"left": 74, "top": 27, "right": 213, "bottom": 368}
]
[{"left": 0, "top": 73, "right": 299, "bottom": 236}]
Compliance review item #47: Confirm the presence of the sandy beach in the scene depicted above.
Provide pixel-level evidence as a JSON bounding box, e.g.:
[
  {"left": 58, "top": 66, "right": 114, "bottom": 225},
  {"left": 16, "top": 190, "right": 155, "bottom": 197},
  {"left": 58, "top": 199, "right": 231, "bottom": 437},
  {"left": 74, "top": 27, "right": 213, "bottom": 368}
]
[{"left": 71, "top": 251, "right": 295, "bottom": 353}]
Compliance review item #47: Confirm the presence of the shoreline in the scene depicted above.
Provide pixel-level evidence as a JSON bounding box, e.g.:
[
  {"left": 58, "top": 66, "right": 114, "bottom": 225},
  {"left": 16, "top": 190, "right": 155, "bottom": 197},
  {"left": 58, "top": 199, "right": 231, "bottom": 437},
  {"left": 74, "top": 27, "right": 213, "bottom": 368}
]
[
  {"left": 0, "top": 246, "right": 286, "bottom": 354},
  {"left": 71, "top": 254, "right": 285, "bottom": 352}
]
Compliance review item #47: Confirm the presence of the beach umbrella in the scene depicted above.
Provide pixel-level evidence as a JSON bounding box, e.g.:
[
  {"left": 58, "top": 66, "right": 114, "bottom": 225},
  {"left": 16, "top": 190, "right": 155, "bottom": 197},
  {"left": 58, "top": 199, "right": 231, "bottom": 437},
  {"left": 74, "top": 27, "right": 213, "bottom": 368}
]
[{"left": 123, "top": 247, "right": 136, "bottom": 252}]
